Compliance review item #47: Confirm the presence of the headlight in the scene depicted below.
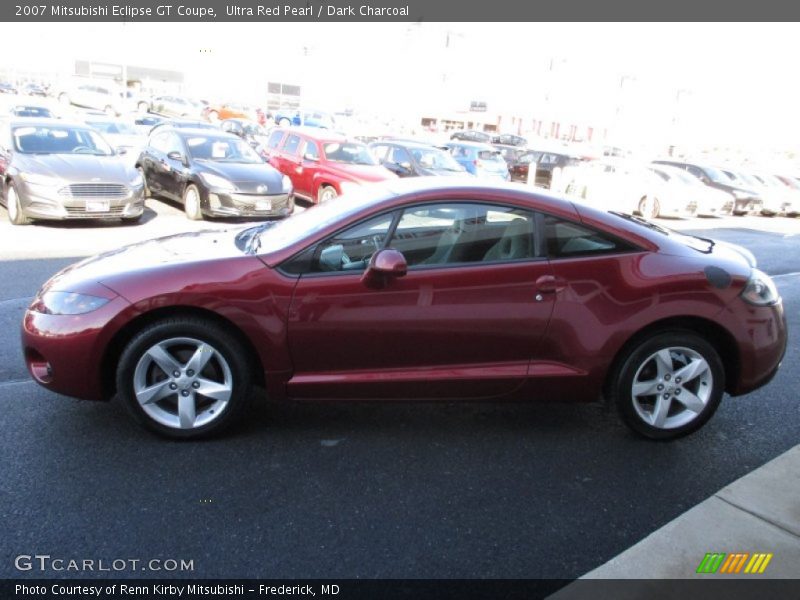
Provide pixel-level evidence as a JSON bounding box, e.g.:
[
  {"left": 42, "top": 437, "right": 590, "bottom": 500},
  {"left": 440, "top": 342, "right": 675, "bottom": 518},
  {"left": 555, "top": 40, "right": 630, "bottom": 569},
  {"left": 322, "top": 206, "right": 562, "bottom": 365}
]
[
  {"left": 741, "top": 269, "right": 780, "bottom": 306},
  {"left": 129, "top": 172, "right": 144, "bottom": 187},
  {"left": 281, "top": 175, "right": 293, "bottom": 192},
  {"left": 30, "top": 291, "right": 110, "bottom": 315},
  {"left": 339, "top": 181, "right": 360, "bottom": 195},
  {"left": 199, "top": 173, "right": 236, "bottom": 191},
  {"left": 20, "top": 173, "right": 61, "bottom": 186}
]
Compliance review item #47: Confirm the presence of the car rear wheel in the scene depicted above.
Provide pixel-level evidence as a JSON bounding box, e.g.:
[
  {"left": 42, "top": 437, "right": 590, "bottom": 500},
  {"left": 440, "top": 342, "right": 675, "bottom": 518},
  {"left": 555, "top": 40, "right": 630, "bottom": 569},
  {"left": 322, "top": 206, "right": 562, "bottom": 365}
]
[
  {"left": 58, "top": 93, "right": 70, "bottom": 105},
  {"left": 317, "top": 185, "right": 337, "bottom": 204},
  {"left": 183, "top": 184, "right": 203, "bottom": 220},
  {"left": 137, "top": 101, "right": 149, "bottom": 113},
  {"left": 116, "top": 318, "right": 253, "bottom": 439},
  {"left": 279, "top": 118, "right": 291, "bottom": 127},
  {"left": 638, "top": 196, "right": 660, "bottom": 219},
  {"left": 207, "top": 110, "right": 219, "bottom": 122},
  {"left": 611, "top": 331, "right": 724, "bottom": 440},
  {"left": 6, "top": 183, "right": 31, "bottom": 225}
]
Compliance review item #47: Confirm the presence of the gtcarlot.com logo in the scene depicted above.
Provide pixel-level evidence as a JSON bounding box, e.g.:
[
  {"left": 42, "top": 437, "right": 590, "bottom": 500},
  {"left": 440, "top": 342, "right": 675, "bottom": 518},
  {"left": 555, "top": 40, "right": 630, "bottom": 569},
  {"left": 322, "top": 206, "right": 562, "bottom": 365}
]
[
  {"left": 696, "top": 552, "right": 773, "bottom": 574},
  {"left": 14, "top": 554, "right": 194, "bottom": 573}
]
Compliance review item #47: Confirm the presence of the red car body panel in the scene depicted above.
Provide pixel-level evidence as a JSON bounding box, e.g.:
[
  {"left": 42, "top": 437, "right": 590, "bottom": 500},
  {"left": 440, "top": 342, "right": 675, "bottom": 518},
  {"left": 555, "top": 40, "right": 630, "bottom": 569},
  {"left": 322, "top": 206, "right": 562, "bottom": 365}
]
[{"left": 21, "top": 180, "right": 787, "bottom": 410}]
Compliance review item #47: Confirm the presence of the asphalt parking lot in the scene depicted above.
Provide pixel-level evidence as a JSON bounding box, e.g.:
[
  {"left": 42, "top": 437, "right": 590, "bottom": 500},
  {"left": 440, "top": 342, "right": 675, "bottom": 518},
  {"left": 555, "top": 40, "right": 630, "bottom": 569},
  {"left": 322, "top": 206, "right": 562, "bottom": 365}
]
[{"left": 0, "top": 199, "right": 798, "bottom": 580}]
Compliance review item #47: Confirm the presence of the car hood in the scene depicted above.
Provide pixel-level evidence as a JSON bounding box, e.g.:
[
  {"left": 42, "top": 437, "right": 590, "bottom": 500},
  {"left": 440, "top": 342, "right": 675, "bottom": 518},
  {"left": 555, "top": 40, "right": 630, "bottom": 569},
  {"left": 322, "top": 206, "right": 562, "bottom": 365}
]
[
  {"left": 42, "top": 229, "right": 244, "bottom": 295},
  {"left": 15, "top": 153, "right": 133, "bottom": 182},
  {"left": 325, "top": 163, "right": 397, "bottom": 183},
  {"left": 196, "top": 159, "right": 283, "bottom": 189}
]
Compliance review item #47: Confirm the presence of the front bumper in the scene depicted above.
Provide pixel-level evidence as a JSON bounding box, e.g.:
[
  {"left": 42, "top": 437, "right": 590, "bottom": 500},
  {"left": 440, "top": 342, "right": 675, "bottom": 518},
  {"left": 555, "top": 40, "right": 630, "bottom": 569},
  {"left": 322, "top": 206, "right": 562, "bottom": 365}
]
[
  {"left": 19, "top": 180, "right": 145, "bottom": 220},
  {"left": 205, "top": 190, "right": 295, "bottom": 218},
  {"left": 717, "top": 298, "right": 787, "bottom": 396},
  {"left": 21, "top": 295, "right": 132, "bottom": 401}
]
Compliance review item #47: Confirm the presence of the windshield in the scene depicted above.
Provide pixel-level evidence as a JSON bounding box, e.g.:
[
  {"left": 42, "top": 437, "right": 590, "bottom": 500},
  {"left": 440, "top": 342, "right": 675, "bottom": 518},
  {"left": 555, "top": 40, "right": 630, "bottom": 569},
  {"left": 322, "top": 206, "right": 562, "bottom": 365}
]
[
  {"left": 185, "top": 135, "right": 262, "bottom": 163},
  {"left": 240, "top": 185, "right": 396, "bottom": 254},
  {"left": 728, "top": 171, "right": 762, "bottom": 188},
  {"left": 702, "top": 165, "right": 734, "bottom": 184},
  {"left": 652, "top": 167, "right": 699, "bottom": 186},
  {"left": 410, "top": 147, "right": 463, "bottom": 171},
  {"left": 87, "top": 120, "right": 139, "bottom": 135},
  {"left": 13, "top": 125, "right": 114, "bottom": 155},
  {"left": 323, "top": 142, "right": 377, "bottom": 165}
]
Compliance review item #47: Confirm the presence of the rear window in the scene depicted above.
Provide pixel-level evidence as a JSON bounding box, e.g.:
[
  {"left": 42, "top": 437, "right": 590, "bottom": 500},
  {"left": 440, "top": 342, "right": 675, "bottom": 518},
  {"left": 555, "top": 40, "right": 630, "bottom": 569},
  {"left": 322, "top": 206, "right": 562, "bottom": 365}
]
[
  {"left": 478, "top": 150, "right": 503, "bottom": 161},
  {"left": 267, "top": 130, "right": 284, "bottom": 149},
  {"left": 545, "top": 215, "right": 636, "bottom": 258}
]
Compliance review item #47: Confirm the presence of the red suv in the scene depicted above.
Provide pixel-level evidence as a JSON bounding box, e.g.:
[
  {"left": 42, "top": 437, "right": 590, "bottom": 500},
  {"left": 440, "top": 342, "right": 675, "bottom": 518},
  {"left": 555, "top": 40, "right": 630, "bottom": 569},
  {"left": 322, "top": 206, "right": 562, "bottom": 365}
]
[{"left": 265, "top": 127, "right": 396, "bottom": 203}]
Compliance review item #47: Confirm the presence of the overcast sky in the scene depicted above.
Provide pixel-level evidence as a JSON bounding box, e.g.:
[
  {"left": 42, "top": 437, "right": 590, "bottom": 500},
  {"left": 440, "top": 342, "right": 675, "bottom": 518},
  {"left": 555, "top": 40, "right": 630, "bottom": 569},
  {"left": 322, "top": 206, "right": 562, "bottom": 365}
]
[{"left": 1, "top": 22, "right": 798, "bottom": 151}]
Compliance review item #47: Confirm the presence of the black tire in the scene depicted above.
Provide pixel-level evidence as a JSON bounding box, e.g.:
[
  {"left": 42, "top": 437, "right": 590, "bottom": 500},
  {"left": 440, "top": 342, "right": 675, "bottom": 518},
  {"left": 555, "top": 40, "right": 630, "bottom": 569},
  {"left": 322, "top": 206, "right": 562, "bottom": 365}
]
[
  {"left": 116, "top": 317, "right": 254, "bottom": 439},
  {"left": 6, "top": 182, "right": 31, "bottom": 225},
  {"left": 183, "top": 184, "right": 203, "bottom": 220},
  {"left": 120, "top": 215, "right": 142, "bottom": 225},
  {"left": 610, "top": 331, "right": 724, "bottom": 440}
]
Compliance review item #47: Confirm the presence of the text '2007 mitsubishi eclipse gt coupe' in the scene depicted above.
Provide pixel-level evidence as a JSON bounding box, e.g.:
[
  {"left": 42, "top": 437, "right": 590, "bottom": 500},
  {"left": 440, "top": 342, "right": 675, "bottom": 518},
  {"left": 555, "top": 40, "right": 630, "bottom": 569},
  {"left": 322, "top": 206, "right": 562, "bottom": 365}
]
[{"left": 22, "top": 178, "right": 787, "bottom": 440}]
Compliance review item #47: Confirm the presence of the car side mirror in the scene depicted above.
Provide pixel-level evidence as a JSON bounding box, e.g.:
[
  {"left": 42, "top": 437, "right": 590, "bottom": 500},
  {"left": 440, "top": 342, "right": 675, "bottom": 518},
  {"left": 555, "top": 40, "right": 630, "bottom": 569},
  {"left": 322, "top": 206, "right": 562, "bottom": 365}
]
[
  {"left": 399, "top": 161, "right": 412, "bottom": 171},
  {"left": 361, "top": 249, "right": 407, "bottom": 289},
  {"left": 116, "top": 146, "right": 128, "bottom": 156},
  {"left": 167, "top": 150, "right": 186, "bottom": 164}
]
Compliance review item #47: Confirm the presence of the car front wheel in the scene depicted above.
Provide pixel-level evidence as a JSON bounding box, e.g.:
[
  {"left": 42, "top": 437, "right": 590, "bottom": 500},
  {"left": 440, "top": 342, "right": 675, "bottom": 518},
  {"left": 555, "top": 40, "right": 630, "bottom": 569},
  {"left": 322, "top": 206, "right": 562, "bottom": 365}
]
[
  {"left": 116, "top": 318, "right": 253, "bottom": 439},
  {"left": 611, "top": 331, "right": 724, "bottom": 440},
  {"left": 183, "top": 184, "right": 203, "bottom": 220},
  {"left": 7, "top": 183, "right": 31, "bottom": 225}
]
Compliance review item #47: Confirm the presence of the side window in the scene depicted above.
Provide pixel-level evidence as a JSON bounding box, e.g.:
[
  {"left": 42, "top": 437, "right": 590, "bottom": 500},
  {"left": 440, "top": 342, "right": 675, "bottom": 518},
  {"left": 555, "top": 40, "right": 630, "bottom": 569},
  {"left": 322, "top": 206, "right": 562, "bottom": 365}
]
[
  {"left": 544, "top": 215, "right": 635, "bottom": 258},
  {"left": 389, "top": 203, "right": 536, "bottom": 268},
  {"left": 302, "top": 140, "right": 319, "bottom": 161},
  {"left": 370, "top": 144, "right": 389, "bottom": 161},
  {"left": 283, "top": 134, "right": 301, "bottom": 155},
  {"left": 389, "top": 146, "right": 411, "bottom": 165},
  {"left": 267, "top": 130, "right": 284, "bottom": 149},
  {"left": 165, "top": 134, "right": 183, "bottom": 156},
  {"left": 149, "top": 131, "right": 171, "bottom": 153},
  {"left": 282, "top": 213, "right": 396, "bottom": 275}
]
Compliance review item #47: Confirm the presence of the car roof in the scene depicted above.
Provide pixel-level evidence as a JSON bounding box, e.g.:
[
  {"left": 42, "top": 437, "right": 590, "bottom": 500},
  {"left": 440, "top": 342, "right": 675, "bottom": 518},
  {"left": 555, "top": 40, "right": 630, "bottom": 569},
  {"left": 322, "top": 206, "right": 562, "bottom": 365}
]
[
  {"left": 272, "top": 126, "right": 355, "bottom": 143},
  {"left": 446, "top": 140, "right": 496, "bottom": 149},
  {"left": 171, "top": 127, "right": 239, "bottom": 139},
  {"left": 371, "top": 139, "right": 445, "bottom": 150}
]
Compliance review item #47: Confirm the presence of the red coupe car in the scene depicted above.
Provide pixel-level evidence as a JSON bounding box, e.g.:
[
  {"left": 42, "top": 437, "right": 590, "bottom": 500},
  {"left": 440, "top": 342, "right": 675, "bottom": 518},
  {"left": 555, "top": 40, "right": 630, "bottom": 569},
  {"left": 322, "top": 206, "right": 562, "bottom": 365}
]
[{"left": 22, "top": 179, "right": 786, "bottom": 440}]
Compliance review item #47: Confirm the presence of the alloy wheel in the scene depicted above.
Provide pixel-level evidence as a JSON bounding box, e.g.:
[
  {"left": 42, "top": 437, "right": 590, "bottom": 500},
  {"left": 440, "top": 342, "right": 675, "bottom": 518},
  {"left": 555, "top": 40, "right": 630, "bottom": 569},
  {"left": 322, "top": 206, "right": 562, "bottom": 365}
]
[
  {"left": 133, "top": 337, "right": 233, "bottom": 430},
  {"left": 630, "top": 346, "right": 712, "bottom": 430}
]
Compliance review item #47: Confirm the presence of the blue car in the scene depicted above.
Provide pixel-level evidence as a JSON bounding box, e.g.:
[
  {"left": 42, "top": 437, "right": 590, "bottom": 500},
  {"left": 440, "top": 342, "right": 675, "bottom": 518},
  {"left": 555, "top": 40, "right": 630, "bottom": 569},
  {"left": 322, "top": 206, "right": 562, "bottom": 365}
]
[
  {"left": 273, "top": 109, "right": 335, "bottom": 129},
  {"left": 444, "top": 141, "right": 510, "bottom": 181}
]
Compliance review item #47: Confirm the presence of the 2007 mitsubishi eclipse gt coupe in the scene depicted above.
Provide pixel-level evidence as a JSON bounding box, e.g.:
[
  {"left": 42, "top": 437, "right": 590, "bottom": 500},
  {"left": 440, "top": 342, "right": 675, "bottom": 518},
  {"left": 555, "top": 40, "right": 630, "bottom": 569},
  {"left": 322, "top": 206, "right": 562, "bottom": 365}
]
[{"left": 21, "top": 178, "right": 787, "bottom": 439}]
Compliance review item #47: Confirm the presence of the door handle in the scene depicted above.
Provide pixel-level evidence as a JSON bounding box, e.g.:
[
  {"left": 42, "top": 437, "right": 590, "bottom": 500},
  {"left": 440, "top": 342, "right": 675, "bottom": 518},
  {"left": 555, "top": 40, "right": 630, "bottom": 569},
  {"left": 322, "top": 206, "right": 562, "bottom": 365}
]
[{"left": 536, "top": 275, "right": 566, "bottom": 293}]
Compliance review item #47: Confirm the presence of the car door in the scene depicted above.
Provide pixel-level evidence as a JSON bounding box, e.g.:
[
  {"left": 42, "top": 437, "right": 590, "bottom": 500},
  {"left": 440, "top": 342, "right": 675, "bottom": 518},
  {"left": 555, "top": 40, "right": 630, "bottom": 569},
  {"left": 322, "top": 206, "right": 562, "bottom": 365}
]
[
  {"left": 275, "top": 133, "right": 303, "bottom": 192},
  {"left": 285, "top": 201, "right": 555, "bottom": 399},
  {"left": 295, "top": 138, "right": 321, "bottom": 198}
]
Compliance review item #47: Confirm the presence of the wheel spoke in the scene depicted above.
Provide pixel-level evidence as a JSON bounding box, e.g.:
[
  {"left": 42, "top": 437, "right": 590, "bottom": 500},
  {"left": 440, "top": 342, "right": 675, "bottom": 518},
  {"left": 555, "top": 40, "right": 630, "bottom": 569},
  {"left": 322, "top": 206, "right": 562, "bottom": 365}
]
[
  {"left": 147, "top": 344, "right": 181, "bottom": 376},
  {"left": 632, "top": 378, "right": 661, "bottom": 397},
  {"left": 654, "top": 349, "right": 674, "bottom": 378},
  {"left": 178, "top": 392, "right": 197, "bottom": 429},
  {"left": 674, "top": 358, "right": 709, "bottom": 385},
  {"left": 186, "top": 343, "right": 214, "bottom": 375},
  {"left": 651, "top": 395, "right": 672, "bottom": 428},
  {"left": 135, "top": 380, "right": 173, "bottom": 406},
  {"left": 676, "top": 390, "right": 706, "bottom": 414},
  {"left": 195, "top": 378, "right": 232, "bottom": 402}
]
